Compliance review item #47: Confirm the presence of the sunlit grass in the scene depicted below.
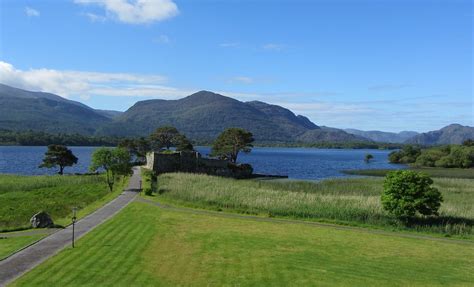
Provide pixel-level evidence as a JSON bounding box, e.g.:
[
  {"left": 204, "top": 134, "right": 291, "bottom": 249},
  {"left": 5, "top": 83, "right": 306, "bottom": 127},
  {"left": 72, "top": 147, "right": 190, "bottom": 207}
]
[
  {"left": 0, "top": 174, "right": 128, "bottom": 231},
  {"left": 11, "top": 202, "right": 474, "bottom": 286}
]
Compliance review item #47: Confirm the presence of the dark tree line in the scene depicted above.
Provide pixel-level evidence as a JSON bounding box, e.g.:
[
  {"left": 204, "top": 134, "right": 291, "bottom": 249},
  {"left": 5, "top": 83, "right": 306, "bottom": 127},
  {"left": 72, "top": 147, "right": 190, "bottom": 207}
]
[
  {"left": 0, "top": 129, "right": 123, "bottom": 146},
  {"left": 389, "top": 141, "right": 474, "bottom": 168}
]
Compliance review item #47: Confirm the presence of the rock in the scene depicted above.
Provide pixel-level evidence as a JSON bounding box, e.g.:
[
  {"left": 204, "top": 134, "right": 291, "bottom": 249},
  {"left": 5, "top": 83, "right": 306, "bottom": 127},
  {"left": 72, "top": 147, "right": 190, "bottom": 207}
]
[{"left": 30, "top": 211, "right": 54, "bottom": 228}]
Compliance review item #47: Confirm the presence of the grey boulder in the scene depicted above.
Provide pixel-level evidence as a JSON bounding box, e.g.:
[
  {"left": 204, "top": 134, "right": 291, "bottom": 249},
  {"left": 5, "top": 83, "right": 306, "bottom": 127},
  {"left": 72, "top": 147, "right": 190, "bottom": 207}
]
[{"left": 30, "top": 211, "right": 54, "bottom": 228}]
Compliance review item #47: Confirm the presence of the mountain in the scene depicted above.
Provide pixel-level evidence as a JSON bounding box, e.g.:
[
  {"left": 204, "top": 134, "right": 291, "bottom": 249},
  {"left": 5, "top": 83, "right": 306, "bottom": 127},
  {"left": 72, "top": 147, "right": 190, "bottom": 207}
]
[
  {"left": 344, "top": 129, "right": 419, "bottom": 143},
  {"left": 95, "top": 109, "right": 124, "bottom": 119},
  {"left": 404, "top": 124, "right": 474, "bottom": 145},
  {"left": 0, "top": 85, "right": 373, "bottom": 143},
  {"left": 98, "top": 90, "right": 362, "bottom": 143},
  {"left": 0, "top": 83, "right": 111, "bottom": 135}
]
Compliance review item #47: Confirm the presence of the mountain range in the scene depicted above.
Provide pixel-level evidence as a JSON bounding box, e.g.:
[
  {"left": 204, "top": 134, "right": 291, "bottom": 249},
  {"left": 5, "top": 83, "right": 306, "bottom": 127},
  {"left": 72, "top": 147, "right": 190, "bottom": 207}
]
[
  {"left": 405, "top": 124, "right": 474, "bottom": 145},
  {"left": 1, "top": 83, "right": 472, "bottom": 145},
  {"left": 344, "top": 129, "right": 419, "bottom": 143}
]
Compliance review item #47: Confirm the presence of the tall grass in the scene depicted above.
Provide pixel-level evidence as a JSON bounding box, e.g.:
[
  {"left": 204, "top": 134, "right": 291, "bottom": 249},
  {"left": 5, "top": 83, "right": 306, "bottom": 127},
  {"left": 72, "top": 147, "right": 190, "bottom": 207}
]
[
  {"left": 0, "top": 174, "right": 125, "bottom": 231},
  {"left": 152, "top": 173, "right": 474, "bottom": 237}
]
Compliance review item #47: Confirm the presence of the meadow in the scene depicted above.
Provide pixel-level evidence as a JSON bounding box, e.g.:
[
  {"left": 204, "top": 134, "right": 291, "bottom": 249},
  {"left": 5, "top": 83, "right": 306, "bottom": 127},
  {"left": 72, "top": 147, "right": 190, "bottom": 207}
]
[
  {"left": 146, "top": 172, "right": 474, "bottom": 238},
  {"left": 0, "top": 174, "right": 127, "bottom": 231},
  {"left": 11, "top": 201, "right": 474, "bottom": 286}
]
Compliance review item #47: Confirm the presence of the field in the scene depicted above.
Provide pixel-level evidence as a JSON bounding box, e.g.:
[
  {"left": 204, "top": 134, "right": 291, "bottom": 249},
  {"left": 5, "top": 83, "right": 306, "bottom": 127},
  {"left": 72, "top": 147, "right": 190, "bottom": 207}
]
[
  {"left": 343, "top": 167, "right": 474, "bottom": 179},
  {"left": 145, "top": 172, "right": 474, "bottom": 238},
  {"left": 11, "top": 201, "right": 474, "bottom": 286},
  {"left": 0, "top": 174, "right": 127, "bottom": 232}
]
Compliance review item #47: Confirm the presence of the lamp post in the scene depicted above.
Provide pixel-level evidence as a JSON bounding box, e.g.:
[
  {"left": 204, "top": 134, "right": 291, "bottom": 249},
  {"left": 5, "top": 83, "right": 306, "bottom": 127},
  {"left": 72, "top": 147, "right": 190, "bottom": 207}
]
[{"left": 72, "top": 207, "right": 77, "bottom": 248}]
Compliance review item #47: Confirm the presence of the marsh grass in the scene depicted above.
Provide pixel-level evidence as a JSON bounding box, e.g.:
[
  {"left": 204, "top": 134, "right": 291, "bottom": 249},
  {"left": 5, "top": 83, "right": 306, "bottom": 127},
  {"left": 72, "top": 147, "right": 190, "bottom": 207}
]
[
  {"left": 152, "top": 173, "right": 474, "bottom": 237},
  {"left": 0, "top": 174, "right": 127, "bottom": 231},
  {"left": 344, "top": 168, "right": 474, "bottom": 179}
]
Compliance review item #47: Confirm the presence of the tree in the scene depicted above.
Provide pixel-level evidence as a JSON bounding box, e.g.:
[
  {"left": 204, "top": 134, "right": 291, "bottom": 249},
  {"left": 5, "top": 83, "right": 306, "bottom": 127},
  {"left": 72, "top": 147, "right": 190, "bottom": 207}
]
[
  {"left": 381, "top": 170, "right": 443, "bottom": 219},
  {"left": 364, "top": 153, "right": 374, "bottom": 163},
  {"left": 463, "top": 139, "right": 474, "bottom": 147},
  {"left": 149, "top": 126, "right": 180, "bottom": 150},
  {"left": 118, "top": 137, "right": 151, "bottom": 162},
  {"left": 175, "top": 134, "right": 194, "bottom": 152},
  {"left": 211, "top": 128, "right": 254, "bottom": 163},
  {"left": 89, "top": 147, "right": 132, "bottom": 192},
  {"left": 39, "top": 144, "right": 78, "bottom": 175},
  {"left": 388, "top": 145, "right": 421, "bottom": 164}
]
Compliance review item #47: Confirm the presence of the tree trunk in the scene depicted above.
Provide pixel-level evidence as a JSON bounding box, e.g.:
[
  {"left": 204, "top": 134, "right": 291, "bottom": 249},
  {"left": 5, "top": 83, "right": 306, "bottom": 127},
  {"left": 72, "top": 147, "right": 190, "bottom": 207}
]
[{"left": 59, "top": 166, "right": 64, "bottom": 175}]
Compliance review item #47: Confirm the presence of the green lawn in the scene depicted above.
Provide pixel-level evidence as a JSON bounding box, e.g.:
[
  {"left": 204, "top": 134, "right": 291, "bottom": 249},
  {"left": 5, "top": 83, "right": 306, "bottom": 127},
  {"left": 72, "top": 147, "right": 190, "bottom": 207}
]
[
  {"left": 343, "top": 167, "right": 474, "bottom": 179},
  {"left": 0, "top": 174, "right": 128, "bottom": 231},
  {"left": 0, "top": 234, "right": 45, "bottom": 260},
  {"left": 145, "top": 172, "right": 474, "bottom": 238},
  {"left": 12, "top": 201, "right": 474, "bottom": 286}
]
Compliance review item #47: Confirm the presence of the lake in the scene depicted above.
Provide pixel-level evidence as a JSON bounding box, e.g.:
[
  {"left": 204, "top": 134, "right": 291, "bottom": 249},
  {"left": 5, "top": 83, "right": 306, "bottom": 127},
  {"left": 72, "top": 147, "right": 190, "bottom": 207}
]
[{"left": 0, "top": 146, "right": 404, "bottom": 180}]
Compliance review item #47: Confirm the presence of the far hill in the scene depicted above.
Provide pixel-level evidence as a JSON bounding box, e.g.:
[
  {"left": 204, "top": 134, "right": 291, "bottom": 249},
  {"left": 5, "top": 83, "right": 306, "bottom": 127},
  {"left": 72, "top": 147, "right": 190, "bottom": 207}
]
[
  {"left": 345, "top": 129, "right": 419, "bottom": 143},
  {"left": 98, "top": 90, "right": 364, "bottom": 143},
  {"left": 0, "top": 83, "right": 111, "bottom": 135},
  {"left": 404, "top": 124, "right": 474, "bottom": 145}
]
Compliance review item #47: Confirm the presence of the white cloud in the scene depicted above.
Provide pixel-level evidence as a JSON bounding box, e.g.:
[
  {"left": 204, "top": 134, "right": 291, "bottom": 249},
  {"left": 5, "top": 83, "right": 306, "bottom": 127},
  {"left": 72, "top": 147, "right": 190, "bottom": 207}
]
[
  {"left": 0, "top": 61, "right": 184, "bottom": 100},
  {"left": 368, "top": 84, "right": 411, "bottom": 92},
  {"left": 219, "top": 42, "right": 240, "bottom": 48},
  {"left": 262, "top": 43, "right": 286, "bottom": 51},
  {"left": 74, "top": 0, "right": 178, "bottom": 24},
  {"left": 83, "top": 12, "right": 107, "bottom": 22},
  {"left": 25, "top": 7, "right": 40, "bottom": 17},
  {"left": 228, "top": 76, "right": 254, "bottom": 84}
]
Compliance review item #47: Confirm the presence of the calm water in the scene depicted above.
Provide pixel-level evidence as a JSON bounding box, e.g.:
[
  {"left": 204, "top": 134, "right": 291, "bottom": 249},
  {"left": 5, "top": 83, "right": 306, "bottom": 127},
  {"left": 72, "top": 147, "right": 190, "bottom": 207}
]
[{"left": 0, "top": 146, "right": 404, "bottom": 179}]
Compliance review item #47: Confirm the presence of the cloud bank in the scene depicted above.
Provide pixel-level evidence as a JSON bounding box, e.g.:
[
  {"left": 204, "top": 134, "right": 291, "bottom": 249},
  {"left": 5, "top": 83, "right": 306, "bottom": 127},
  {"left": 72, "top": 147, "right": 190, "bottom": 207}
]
[{"left": 0, "top": 61, "right": 192, "bottom": 100}]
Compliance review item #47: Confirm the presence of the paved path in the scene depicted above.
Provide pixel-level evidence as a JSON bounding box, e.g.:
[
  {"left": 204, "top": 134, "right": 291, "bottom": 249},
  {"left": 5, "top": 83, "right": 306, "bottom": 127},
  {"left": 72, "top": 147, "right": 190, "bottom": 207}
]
[
  {"left": 136, "top": 197, "right": 474, "bottom": 246},
  {"left": 0, "top": 167, "right": 142, "bottom": 286}
]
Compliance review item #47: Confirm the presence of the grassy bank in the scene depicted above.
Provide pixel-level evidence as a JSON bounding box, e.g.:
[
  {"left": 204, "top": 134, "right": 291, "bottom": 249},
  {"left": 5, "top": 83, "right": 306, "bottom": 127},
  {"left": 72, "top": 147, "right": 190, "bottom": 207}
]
[
  {"left": 12, "top": 201, "right": 474, "bottom": 286},
  {"left": 0, "top": 174, "right": 128, "bottom": 231},
  {"left": 0, "top": 233, "right": 45, "bottom": 260},
  {"left": 145, "top": 172, "right": 474, "bottom": 238},
  {"left": 343, "top": 167, "right": 474, "bottom": 179}
]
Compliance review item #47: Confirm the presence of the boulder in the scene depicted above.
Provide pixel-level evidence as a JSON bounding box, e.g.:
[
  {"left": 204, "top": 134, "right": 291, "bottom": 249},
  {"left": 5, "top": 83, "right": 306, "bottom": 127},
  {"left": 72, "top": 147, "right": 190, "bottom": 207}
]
[{"left": 30, "top": 211, "right": 54, "bottom": 228}]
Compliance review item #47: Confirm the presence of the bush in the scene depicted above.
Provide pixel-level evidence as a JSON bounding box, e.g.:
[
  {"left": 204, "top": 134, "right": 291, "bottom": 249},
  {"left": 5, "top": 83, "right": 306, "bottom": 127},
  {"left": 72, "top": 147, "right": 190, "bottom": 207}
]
[
  {"left": 144, "top": 188, "right": 153, "bottom": 196},
  {"left": 381, "top": 170, "right": 443, "bottom": 219}
]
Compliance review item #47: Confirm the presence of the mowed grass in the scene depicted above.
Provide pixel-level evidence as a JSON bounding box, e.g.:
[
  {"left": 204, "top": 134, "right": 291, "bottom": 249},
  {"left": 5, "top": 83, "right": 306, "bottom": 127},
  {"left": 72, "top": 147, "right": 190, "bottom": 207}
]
[
  {"left": 0, "top": 234, "right": 44, "bottom": 259},
  {"left": 12, "top": 201, "right": 474, "bottom": 286},
  {"left": 149, "top": 173, "right": 474, "bottom": 237},
  {"left": 0, "top": 174, "right": 127, "bottom": 231}
]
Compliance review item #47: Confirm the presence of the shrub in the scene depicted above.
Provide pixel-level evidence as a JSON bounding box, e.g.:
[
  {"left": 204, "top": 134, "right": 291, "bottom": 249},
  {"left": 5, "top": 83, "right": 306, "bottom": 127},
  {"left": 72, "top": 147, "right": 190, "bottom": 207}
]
[
  {"left": 144, "top": 188, "right": 153, "bottom": 196},
  {"left": 381, "top": 170, "right": 443, "bottom": 219}
]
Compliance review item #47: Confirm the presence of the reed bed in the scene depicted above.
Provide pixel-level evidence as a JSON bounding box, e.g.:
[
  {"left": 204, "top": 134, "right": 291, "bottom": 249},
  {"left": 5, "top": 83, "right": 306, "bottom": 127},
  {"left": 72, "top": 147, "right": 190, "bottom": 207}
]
[{"left": 153, "top": 173, "right": 474, "bottom": 237}]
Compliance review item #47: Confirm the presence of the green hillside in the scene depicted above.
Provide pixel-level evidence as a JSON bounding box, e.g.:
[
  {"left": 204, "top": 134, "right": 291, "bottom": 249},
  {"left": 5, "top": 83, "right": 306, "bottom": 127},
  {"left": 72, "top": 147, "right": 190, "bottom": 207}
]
[
  {"left": 0, "top": 84, "right": 111, "bottom": 135},
  {"left": 98, "top": 90, "right": 364, "bottom": 143}
]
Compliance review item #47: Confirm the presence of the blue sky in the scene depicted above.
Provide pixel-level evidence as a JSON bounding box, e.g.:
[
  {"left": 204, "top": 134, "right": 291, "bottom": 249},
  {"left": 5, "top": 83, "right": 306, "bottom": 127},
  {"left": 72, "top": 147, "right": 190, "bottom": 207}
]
[{"left": 0, "top": 0, "right": 472, "bottom": 132}]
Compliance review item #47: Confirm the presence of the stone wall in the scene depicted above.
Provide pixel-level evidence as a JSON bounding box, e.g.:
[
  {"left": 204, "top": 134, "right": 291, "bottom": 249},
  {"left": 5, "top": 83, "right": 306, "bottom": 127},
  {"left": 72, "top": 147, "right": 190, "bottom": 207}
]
[{"left": 146, "top": 151, "right": 252, "bottom": 178}]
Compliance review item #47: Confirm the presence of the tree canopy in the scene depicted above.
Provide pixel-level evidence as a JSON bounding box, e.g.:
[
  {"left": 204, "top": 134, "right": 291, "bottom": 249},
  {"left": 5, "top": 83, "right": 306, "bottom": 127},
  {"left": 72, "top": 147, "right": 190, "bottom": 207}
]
[
  {"left": 89, "top": 147, "right": 132, "bottom": 192},
  {"left": 39, "top": 145, "right": 78, "bottom": 175},
  {"left": 381, "top": 170, "right": 443, "bottom": 219},
  {"left": 148, "top": 126, "right": 193, "bottom": 152},
  {"left": 211, "top": 128, "right": 254, "bottom": 163}
]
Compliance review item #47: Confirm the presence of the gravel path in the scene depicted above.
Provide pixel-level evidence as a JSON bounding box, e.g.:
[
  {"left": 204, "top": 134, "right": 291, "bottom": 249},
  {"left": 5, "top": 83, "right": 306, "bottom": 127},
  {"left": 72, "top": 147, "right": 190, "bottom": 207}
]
[{"left": 0, "top": 167, "right": 141, "bottom": 286}]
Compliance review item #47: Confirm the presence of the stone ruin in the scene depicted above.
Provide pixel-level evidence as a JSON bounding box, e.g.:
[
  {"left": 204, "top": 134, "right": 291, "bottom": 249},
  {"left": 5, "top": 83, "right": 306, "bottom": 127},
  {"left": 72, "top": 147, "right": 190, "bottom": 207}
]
[{"left": 145, "top": 151, "right": 253, "bottom": 179}]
